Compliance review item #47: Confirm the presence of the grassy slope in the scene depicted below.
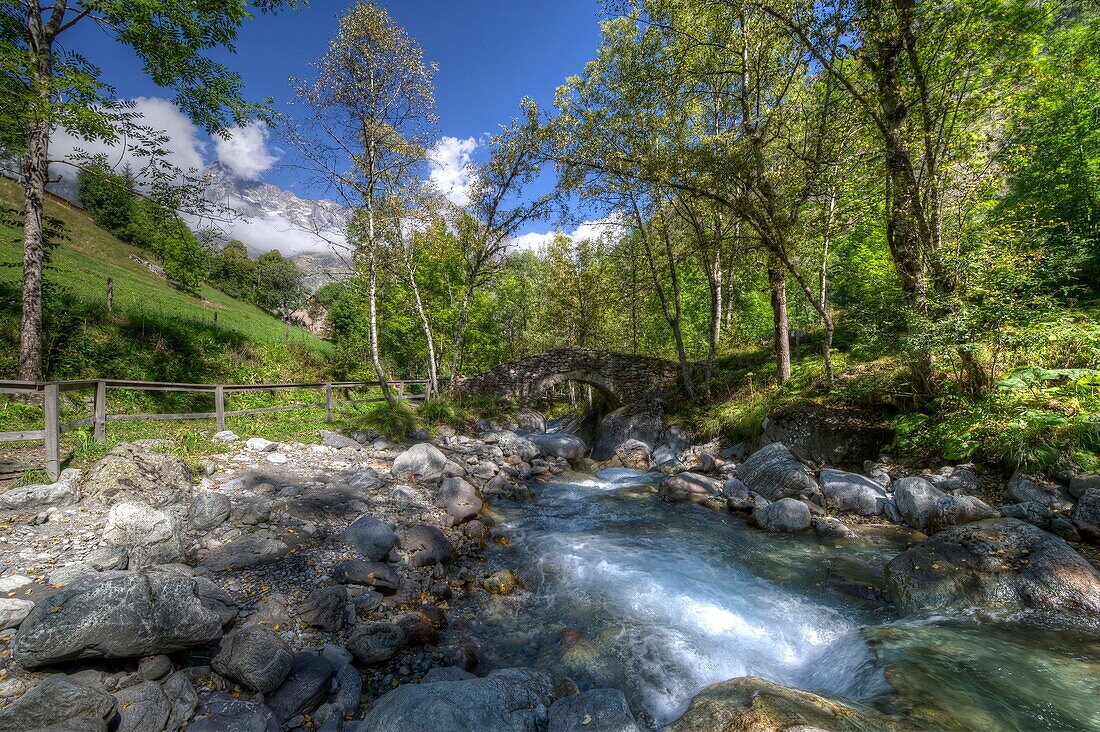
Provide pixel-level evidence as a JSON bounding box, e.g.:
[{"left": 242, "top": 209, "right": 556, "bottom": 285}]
[{"left": 0, "top": 176, "right": 331, "bottom": 381}]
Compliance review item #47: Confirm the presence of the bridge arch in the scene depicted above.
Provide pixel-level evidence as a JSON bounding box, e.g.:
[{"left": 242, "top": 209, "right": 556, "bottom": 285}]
[{"left": 527, "top": 369, "right": 623, "bottom": 409}]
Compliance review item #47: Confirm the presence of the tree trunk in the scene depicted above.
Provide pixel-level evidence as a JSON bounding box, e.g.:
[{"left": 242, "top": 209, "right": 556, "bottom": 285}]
[
  {"left": 403, "top": 256, "right": 439, "bottom": 396},
  {"left": 768, "top": 258, "right": 791, "bottom": 383},
  {"left": 367, "top": 255, "right": 396, "bottom": 406},
  {"left": 449, "top": 282, "right": 475, "bottom": 382},
  {"left": 18, "top": 20, "right": 54, "bottom": 382}
]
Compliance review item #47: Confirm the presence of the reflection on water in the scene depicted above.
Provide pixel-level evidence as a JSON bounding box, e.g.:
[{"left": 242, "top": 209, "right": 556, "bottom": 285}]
[{"left": 450, "top": 470, "right": 1100, "bottom": 730}]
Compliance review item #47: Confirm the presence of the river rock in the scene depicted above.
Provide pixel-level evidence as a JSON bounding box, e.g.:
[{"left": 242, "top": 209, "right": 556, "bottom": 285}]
[
  {"left": 1007, "top": 471, "right": 1074, "bottom": 511},
  {"left": 212, "top": 625, "right": 293, "bottom": 693},
  {"left": 0, "top": 598, "right": 34, "bottom": 630},
  {"left": 188, "top": 491, "right": 231, "bottom": 531},
  {"left": 819, "top": 468, "right": 888, "bottom": 516},
  {"left": 885, "top": 518, "right": 1100, "bottom": 616},
  {"left": 1074, "top": 487, "right": 1100, "bottom": 541},
  {"left": 188, "top": 693, "right": 279, "bottom": 732},
  {"left": 163, "top": 671, "right": 198, "bottom": 731},
  {"left": 300, "top": 586, "right": 348, "bottom": 631},
  {"left": 348, "top": 622, "right": 406, "bottom": 665},
  {"left": 924, "top": 494, "right": 999, "bottom": 534},
  {"left": 487, "top": 431, "right": 541, "bottom": 462},
  {"left": 812, "top": 516, "right": 857, "bottom": 540},
  {"left": 103, "top": 500, "right": 184, "bottom": 568},
  {"left": 925, "top": 466, "right": 981, "bottom": 493},
  {"left": 14, "top": 571, "right": 227, "bottom": 667},
  {"left": 115, "top": 680, "right": 170, "bottom": 732},
  {"left": 266, "top": 652, "right": 334, "bottom": 724},
  {"left": 483, "top": 569, "right": 519, "bottom": 595},
  {"left": 340, "top": 514, "right": 396, "bottom": 561},
  {"left": 514, "top": 409, "right": 547, "bottom": 433},
  {"left": 1069, "top": 474, "right": 1100, "bottom": 499},
  {"left": 332, "top": 559, "right": 399, "bottom": 593},
  {"left": 615, "top": 439, "right": 653, "bottom": 470},
  {"left": 548, "top": 688, "right": 642, "bottom": 732},
  {"left": 659, "top": 472, "right": 721, "bottom": 503},
  {"left": 0, "top": 468, "right": 81, "bottom": 512},
  {"left": 592, "top": 400, "right": 665, "bottom": 461},
  {"left": 245, "top": 437, "right": 277, "bottom": 452},
  {"left": 760, "top": 403, "right": 894, "bottom": 467},
  {"left": 652, "top": 425, "right": 692, "bottom": 466},
  {"left": 83, "top": 442, "right": 192, "bottom": 506},
  {"left": 200, "top": 534, "right": 290, "bottom": 571},
  {"left": 1000, "top": 501, "right": 1054, "bottom": 529},
  {"left": 722, "top": 478, "right": 753, "bottom": 511},
  {"left": 437, "top": 477, "right": 483, "bottom": 525},
  {"left": 752, "top": 497, "right": 811, "bottom": 533},
  {"left": 392, "top": 442, "right": 449, "bottom": 480},
  {"left": 529, "top": 433, "right": 586, "bottom": 464},
  {"left": 736, "top": 443, "right": 819, "bottom": 501},
  {"left": 400, "top": 524, "right": 454, "bottom": 567},
  {"left": 320, "top": 430, "right": 360, "bottom": 450},
  {"left": 359, "top": 667, "right": 554, "bottom": 732},
  {"left": 0, "top": 674, "right": 116, "bottom": 732},
  {"left": 664, "top": 675, "right": 908, "bottom": 732},
  {"left": 893, "top": 476, "right": 945, "bottom": 532}
]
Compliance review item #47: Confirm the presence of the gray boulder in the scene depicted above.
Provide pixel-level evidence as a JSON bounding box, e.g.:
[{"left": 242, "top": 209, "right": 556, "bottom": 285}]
[
  {"left": 736, "top": 443, "right": 819, "bottom": 501},
  {"left": 893, "top": 476, "right": 946, "bottom": 532},
  {"left": 392, "top": 443, "right": 448, "bottom": 481},
  {"left": 529, "top": 433, "right": 586, "bottom": 464},
  {"left": 659, "top": 472, "right": 720, "bottom": 503},
  {"left": 925, "top": 466, "right": 981, "bottom": 493},
  {"left": 163, "top": 671, "right": 198, "bottom": 731},
  {"left": 752, "top": 498, "right": 812, "bottom": 533},
  {"left": 437, "top": 477, "right": 483, "bottom": 525},
  {"left": 1069, "top": 474, "right": 1100, "bottom": 499},
  {"left": 103, "top": 501, "right": 183, "bottom": 568},
  {"left": 722, "top": 477, "right": 753, "bottom": 512},
  {"left": 14, "top": 571, "right": 227, "bottom": 667},
  {"left": 0, "top": 674, "right": 116, "bottom": 732},
  {"left": 885, "top": 518, "right": 1100, "bottom": 616},
  {"left": 212, "top": 625, "right": 293, "bottom": 693},
  {"left": 924, "top": 494, "right": 999, "bottom": 534},
  {"left": 548, "top": 688, "right": 641, "bottom": 732},
  {"left": 486, "top": 431, "right": 541, "bottom": 462},
  {"left": 399, "top": 525, "right": 454, "bottom": 567},
  {"left": 320, "top": 430, "right": 361, "bottom": 450},
  {"left": 300, "top": 586, "right": 347, "bottom": 632},
  {"left": 348, "top": 622, "right": 406, "bottom": 665},
  {"left": 1074, "top": 487, "right": 1100, "bottom": 541},
  {"left": 0, "top": 598, "right": 35, "bottom": 630},
  {"left": 592, "top": 400, "right": 665, "bottom": 462},
  {"left": 187, "top": 693, "right": 278, "bottom": 732},
  {"left": 0, "top": 468, "right": 81, "bottom": 512},
  {"left": 652, "top": 425, "right": 692, "bottom": 466},
  {"left": 813, "top": 516, "right": 857, "bottom": 540},
  {"left": 819, "top": 469, "right": 888, "bottom": 516},
  {"left": 340, "top": 515, "right": 396, "bottom": 561},
  {"left": 331, "top": 559, "right": 399, "bottom": 594},
  {"left": 1001, "top": 501, "right": 1054, "bottom": 529},
  {"left": 188, "top": 492, "right": 231, "bottom": 531},
  {"left": 266, "top": 652, "right": 334, "bottom": 724},
  {"left": 115, "top": 681, "right": 170, "bottom": 732},
  {"left": 359, "top": 667, "right": 554, "bottom": 732},
  {"left": 83, "top": 442, "right": 192, "bottom": 506},
  {"left": 514, "top": 409, "right": 546, "bottom": 433},
  {"left": 1007, "top": 471, "right": 1074, "bottom": 511}
]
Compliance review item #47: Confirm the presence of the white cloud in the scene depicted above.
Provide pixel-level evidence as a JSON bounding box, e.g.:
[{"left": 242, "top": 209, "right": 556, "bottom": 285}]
[
  {"left": 510, "top": 215, "right": 625, "bottom": 252},
  {"left": 51, "top": 96, "right": 206, "bottom": 184},
  {"left": 215, "top": 121, "right": 278, "bottom": 180},
  {"left": 427, "top": 135, "right": 477, "bottom": 206}
]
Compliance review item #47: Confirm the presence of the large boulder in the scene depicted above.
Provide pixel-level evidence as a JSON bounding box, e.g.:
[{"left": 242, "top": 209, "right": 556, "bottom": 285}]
[
  {"left": 399, "top": 525, "right": 454, "bottom": 567},
  {"left": 513, "top": 409, "right": 547, "bottom": 433},
  {"left": 885, "top": 518, "right": 1100, "bottom": 617},
  {"left": 736, "top": 443, "right": 819, "bottom": 501},
  {"left": 187, "top": 693, "right": 279, "bottom": 732},
  {"left": 924, "top": 494, "right": 999, "bottom": 534},
  {"left": 652, "top": 425, "right": 692, "bottom": 466},
  {"left": 1007, "top": 471, "right": 1074, "bottom": 512},
  {"left": 212, "top": 625, "right": 294, "bottom": 693},
  {"left": 340, "top": 515, "right": 397, "bottom": 561},
  {"left": 548, "top": 688, "right": 641, "bottom": 732},
  {"left": 529, "top": 433, "right": 586, "bottom": 464},
  {"left": 14, "top": 571, "right": 227, "bottom": 667},
  {"left": 0, "top": 468, "right": 81, "bottom": 512},
  {"left": 664, "top": 675, "right": 909, "bottom": 732},
  {"left": 83, "top": 442, "right": 192, "bottom": 506},
  {"left": 188, "top": 491, "right": 231, "bottom": 531},
  {"left": 392, "top": 442, "right": 448, "bottom": 481},
  {"left": 359, "top": 667, "right": 554, "bottom": 732},
  {"left": 348, "top": 622, "right": 406, "bottom": 665},
  {"left": 486, "top": 431, "right": 541, "bottom": 462},
  {"left": 114, "top": 680, "right": 170, "bottom": 732},
  {"left": 892, "top": 476, "right": 946, "bottom": 532},
  {"left": 0, "top": 674, "right": 117, "bottom": 732},
  {"left": 265, "top": 652, "right": 334, "bottom": 724},
  {"left": 819, "top": 468, "right": 888, "bottom": 516},
  {"left": 102, "top": 501, "right": 184, "bottom": 569},
  {"left": 437, "top": 477, "right": 483, "bottom": 525},
  {"left": 751, "top": 497, "right": 812, "bottom": 534},
  {"left": 760, "top": 403, "right": 894, "bottom": 467},
  {"left": 591, "top": 400, "right": 665, "bottom": 462},
  {"left": 1069, "top": 474, "right": 1100, "bottom": 499},
  {"left": 659, "top": 472, "right": 721, "bottom": 504}
]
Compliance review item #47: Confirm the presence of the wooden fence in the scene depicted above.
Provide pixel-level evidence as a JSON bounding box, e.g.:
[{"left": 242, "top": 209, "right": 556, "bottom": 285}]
[{"left": 0, "top": 378, "right": 434, "bottom": 480}]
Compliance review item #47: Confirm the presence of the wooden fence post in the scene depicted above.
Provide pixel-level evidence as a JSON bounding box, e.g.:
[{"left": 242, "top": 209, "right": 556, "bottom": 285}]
[
  {"left": 325, "top": 383, "right": 333, "bottom": 423},
  {"left": 94, "top": 380, "right": 106, "bottom": 443},
  {"left": 44, "top": 383, "right": 60, "bottom": 481},
  {"left": 397, "top": 382, "right": 404, "bottom": 404},
  {"left": 215, "top": 386, "right": 225, "bottom": 432}
]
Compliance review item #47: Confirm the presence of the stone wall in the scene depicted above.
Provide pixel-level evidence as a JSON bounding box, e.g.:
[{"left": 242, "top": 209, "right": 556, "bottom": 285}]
[{"left": 453, "top": 347, "right": 682, "bottom": 407}]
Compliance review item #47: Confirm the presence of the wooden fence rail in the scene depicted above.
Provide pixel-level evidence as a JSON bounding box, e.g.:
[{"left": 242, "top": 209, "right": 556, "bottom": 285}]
[{"left": 0, "top": 378, "right": 437, "bottom": 480}]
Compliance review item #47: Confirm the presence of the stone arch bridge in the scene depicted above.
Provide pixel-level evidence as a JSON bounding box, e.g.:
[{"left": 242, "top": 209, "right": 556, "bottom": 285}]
[{"left": 453, "top": 347, "right": 682, "bottom": 408}]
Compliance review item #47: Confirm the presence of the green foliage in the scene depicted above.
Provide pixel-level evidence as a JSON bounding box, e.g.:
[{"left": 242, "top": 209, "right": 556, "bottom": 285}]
[
  {"left": 252, "top": 250, "right": 304, "bottom": 315},
  {"left": 360, "top": 400, "right": 417, "bottom": 440},
  {"left": 419, "top": 397, "right": 458, "bottom": 426}
]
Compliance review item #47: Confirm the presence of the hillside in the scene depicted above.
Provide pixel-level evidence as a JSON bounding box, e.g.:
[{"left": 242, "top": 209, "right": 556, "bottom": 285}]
[{"left": 0, "top": 176, "right": 332, "bottom": 384}]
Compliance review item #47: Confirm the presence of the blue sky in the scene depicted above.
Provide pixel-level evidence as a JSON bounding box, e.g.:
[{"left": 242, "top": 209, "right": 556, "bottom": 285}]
[{"left": 57, "top": 0, "right": 605, "bottom": 238}]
